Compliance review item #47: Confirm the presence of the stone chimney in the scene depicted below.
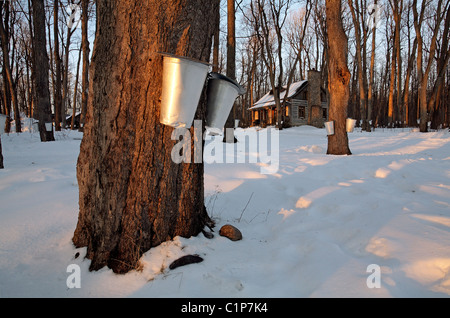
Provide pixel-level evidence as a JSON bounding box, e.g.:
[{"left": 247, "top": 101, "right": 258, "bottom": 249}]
[{"left": 307, "top": 69, "right": 323, "bottom": 128}]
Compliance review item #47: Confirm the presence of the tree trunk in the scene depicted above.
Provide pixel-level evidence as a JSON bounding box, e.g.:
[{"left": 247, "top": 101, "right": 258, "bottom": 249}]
[
  {"left": 53, "top": 0, "right": 62, "bottom": 131},
  {"left": 72, "top": 0, "right": 217, "bottom": 274},
  {"left": 62, "top": 25, "right": 74, "bottom": 129},
  {"left": 394, "top": 0, "right": 402, "bottom": 126},
  {"left": 79, "top": 0, "right": 90, "bottom": 131},
  {"left": 72, "top": 46, "right": 82, "bottom": 130},
  {"left": 325, "top": 0, "right": 351, "bottom": 155},
  {"left": 0, "top": 0, "right": 20, "bottom": 133},
  {"left": 224, "top": 0, "right": 237, "bottom": 142},
  {"left": 212, "top": 0, "right": 220, "bottom": 73},
  {"left": 31, "top": 0, "right": 54, "bottom": 142},
  {"left": 348, "top": 0, "right": 367, "bottom": 131},
  {"left": 388, "top": 21, "right": 397, "bottom": 127},
  {"left": 413, "top": 0, "right": 444, "bottom": 132},
  {"left": 367, "top": 0, "right": 377, "bottom": 131},
  {"left": 0, "top": 137, "right": 3, "bottom": 169}
]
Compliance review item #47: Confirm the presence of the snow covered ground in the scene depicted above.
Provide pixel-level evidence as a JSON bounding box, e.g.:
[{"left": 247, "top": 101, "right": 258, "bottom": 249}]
[{"left": 1, "top": 125, "right": 449, "bottom": 298}]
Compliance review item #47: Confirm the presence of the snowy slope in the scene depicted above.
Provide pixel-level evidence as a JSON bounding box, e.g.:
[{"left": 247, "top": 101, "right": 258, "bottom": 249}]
[{"left": 0, "top": 126, "right": 449, "bottom": 298}]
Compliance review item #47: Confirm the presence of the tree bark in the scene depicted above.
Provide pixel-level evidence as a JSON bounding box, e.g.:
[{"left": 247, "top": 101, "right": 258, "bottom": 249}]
[
  {"left": 31, "top": 0, "right": 54, "bottom": 142},
  {"left": 72, "top": 46, "right": 82, "bottom": 130},
  {"left": 388, "top": 25, "right": 396, "bottom": 127},
  {"left": 325, "top": 0, "right": 351, "bottom": 155},
  {"left": 0, "top": 0, "right": 20, "bottom": 133},
  {"left": 61, "top": 19, "right": 75, "bottom": 129},
  {"left": 348, "top": 0, "right": 367, "bottom": 130},
  {"left": 367, "top": 0, "right": 377, "bottom": 130},
  {"left": 72, "top": 0, "right": 217, "bottom": 274},
  {"left": 79, "top": 0, "right": 90, "bottom": 131},
  {"left": 394, "top": 0, "right": 403, "bottom": 126},
  {"left": 212, "top": 0, "right": 220, "bottom": 73},
  {"left": 224, "top": 0, "right": 237, "bottom": 142},
  {"left": 413, "top": 0, "right": 444, "bottom": 132},
  {"left": 53, "top": 0, "right": 62, "bottom": 131},
  {"left": 0, "top": 137, "right": 3, "bottom": 169}
]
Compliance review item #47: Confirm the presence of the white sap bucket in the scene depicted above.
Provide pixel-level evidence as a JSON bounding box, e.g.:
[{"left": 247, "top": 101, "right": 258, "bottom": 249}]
[
  {"left": 325, "top": 120, "right": 335, "bottom": 135},
  {"left": 45, "top": 122, "right": 53, "bottom": 132},
  {"left": 159, "top": 53, "right": 210, "bottom": 129},
  {"left": 205, "top": 72, "right": 245, "bottom": 135},
  {"left": 346, "top": 118, "right": 356, "bottom": 132},
  {"left": 0, "top": 114, "right": 6, "bottom": 134}
]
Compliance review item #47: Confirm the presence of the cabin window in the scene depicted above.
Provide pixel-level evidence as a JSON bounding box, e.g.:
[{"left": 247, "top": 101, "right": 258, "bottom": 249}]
[
  {"left": 285, "top": 106, "right": 289, "bottom": 117},
  {"left": 298, "top": 106, "right": 306, "bottom": 119},
  {"left": 254, "top": 111, "right": 259, "bottom": 120},
  {"left": 322, "top": 108, "right": 327, "bottom": 119}
]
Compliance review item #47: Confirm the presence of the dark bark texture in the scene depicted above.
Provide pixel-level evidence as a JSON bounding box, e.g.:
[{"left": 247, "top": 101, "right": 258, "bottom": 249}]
[
  {"left": 73, "top": 0, "right": 218, "bottom": 274},
  {"left": 0, "top": 137, "right": 3, "bottom": 169},
  {"left": 31, "top": 0, "right": 54, "bottom": 142}
]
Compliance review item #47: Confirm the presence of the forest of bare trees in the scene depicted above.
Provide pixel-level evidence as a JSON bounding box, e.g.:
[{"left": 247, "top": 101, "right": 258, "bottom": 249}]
[
  {"left": 0, "top": 0, "right": 93, "bottom": 140},
  {"left": 227, "top": 0, "right": 449, "bottom": 132}
]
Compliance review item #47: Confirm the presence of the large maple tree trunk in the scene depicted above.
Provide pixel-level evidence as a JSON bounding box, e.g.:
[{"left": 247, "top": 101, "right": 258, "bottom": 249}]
[
  {"left": 73, "top": 0, "right": 217, "bottom": 274},
  {"left": 325, "top": 0, "right": 351, "bottom": 155}
]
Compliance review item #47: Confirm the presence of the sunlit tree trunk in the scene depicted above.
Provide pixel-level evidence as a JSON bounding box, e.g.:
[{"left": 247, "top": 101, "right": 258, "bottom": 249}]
[
  {"left": 325, "top": 0, "right": 351, "bottom": 155},
  {"left": 72, "top": 0, "right": 218, "bottom": 274}
]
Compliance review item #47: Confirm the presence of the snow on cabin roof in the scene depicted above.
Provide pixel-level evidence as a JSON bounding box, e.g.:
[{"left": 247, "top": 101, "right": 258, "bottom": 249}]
[{"left": 249, "top": 80, "right": 307, "bottom": 110}]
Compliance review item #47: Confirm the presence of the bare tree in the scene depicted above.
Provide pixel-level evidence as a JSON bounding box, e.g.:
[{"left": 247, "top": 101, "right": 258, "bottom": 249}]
[
  {"left": 325, "top": 0, "right": 351, "bottom": 155},
  {"left": 71, "top": 44, "right": 81, "bottom": 130},
  {"left": 348, "top": 0, "right": 369, "bottom": 130},
  {"left": 31, "top": 0, "right": 54, "bottom": 142},
  {"left": 367, "top": 0, "right": 379, "bottom": 130},
  {"left": 428, "top": 6, "right": 450, "bottom": 129},
  {"left": 413, "top": 0, "right": 446, "bottom": 132},
  {"left": 53, "top": 0, "right": 62, "bottom": 131},
  {"left": 224, "top": 0, "right": 238, "bottom": 142},
  {"left": 0, "top": 137, "right": 3, "bottom": 168},
  {"left": 0, "top": 0, "right": 21, "bottom": 133},
  {"left": 285, "top": 2, "right": 312, "bottom": 111},
  {"left": 79, "top": 0, "right": 90, "bottom": 131},
  {"left": 250, "top": 0, "right": 292, "bottom": 130}
]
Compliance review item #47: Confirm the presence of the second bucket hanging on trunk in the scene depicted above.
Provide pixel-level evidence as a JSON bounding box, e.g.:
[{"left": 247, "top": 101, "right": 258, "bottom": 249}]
[{"left": 205, "top": 72, "right": 245, "bottom": 135}]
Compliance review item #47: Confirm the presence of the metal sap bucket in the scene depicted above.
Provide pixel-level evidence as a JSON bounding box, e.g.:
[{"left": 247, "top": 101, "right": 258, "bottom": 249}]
[
  {"left": 45, "top": 122, "right": 53, "bottom": 132},
  {"left": 0, "top": 114, "right": 6, "bottom": 134},
  {"left": 346, "top": 118, "right": 356, "bottom": 132},
  {"left": 205, "top": 72, "right": 245, "bottom": 135},
  {"left": 159, "top": 53, "right": 210, "bottom": 128},
  {"left": 325, "top": 120, "right": 335, "bottom": 135}
]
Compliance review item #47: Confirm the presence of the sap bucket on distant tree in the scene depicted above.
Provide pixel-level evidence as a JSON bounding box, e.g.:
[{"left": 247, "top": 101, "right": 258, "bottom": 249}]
[
  {"left": 346, "top": 118, "right": 357, "bottom": 133},
  {"left": 325, "top": 120, "right": 335, "bottom": 135},
  {"left": 0, "top": 114, "right": 6, "bottom": 134},
  {"left": 159, "top": 53, "right": 210, "bottom": 129},
  {"left": 45, "top": 122, "right": 53, "bottom": 132},
  {"left": 205, "top": 72, "right": 245, "bottom": 135}
]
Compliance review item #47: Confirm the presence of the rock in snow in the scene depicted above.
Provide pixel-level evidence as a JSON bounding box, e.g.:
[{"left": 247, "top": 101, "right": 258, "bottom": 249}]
[
  {"left": 219, "top": 224, "right": 242, "bottom": 241},
  {"left": 169, "top": 254, "right": 204, "bottom": 270}
]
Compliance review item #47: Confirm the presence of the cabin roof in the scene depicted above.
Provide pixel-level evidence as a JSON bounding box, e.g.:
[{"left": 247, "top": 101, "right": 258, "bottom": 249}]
[{"left": 248, "top": 80, "right": 308, "bottom": 110}]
